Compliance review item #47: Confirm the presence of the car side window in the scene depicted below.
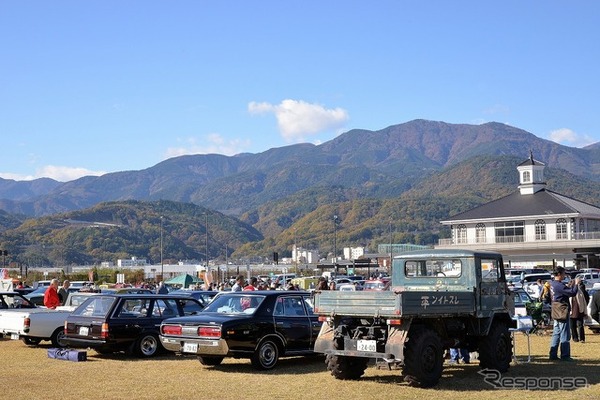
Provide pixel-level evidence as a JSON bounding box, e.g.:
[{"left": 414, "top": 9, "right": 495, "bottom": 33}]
[
  {"left": 281, "top": 296, "right": 306, "bottom": 316},
  {"left": 179, "top": 298, "right": 203, "bottom": 316},
  {"left": 152, "top": 299, "right": 178, "bottom": 317},
  {"left": 117, "top": 299, "right": 147, "bottom": 318},
  {"left": 302, "top": 297, "right": 315, "bottom": 315}
]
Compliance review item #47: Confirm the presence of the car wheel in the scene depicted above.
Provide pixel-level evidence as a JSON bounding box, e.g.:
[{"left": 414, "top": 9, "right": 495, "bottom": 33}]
[
  {"left": 251, "top": 339, "right": 279, "bottom": 370},
  {"left": 326, "top": 354, "right": 368, "bottom": 380},
  {"left": 134, "top": 333, "right": 160, "bottom": 358},
  {"left": 478, "top": 321, "right": 511, "bottom": 372},
  {"left": 198, "top": 356, "right": 224, "bottom": 366},
  {"left": 21, "top": 337, "right": 42, "bottom": 346},
  {"left": 50, "top": 328, "right": 69, "bottom": 348},
  {"left": 402, "top": 326, "right": 444, "bottom": 388}
]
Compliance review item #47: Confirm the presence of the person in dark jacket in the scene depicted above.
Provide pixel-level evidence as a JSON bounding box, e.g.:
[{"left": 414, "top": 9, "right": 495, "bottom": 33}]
[{"left": 549, "top": 267, "right": 581, "bottom": 361}]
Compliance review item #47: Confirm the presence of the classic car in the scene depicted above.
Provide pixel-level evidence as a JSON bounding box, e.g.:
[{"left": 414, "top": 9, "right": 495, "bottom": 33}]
[
  {"left": 0, "top": 291, "right": 71, "bottom": 347},
  {"left": 160, "top": 290, "right": 321, "bottom": 370},
  {"left": 63, "top": 294, "right": 204, "bottom": 357}
]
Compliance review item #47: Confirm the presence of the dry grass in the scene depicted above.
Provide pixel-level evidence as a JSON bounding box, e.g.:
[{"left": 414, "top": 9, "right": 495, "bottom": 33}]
[{"left": 3, "top": 330, "right": 600, "bottom": 400}]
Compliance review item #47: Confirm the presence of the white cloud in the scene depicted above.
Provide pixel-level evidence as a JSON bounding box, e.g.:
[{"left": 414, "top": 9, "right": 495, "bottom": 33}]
[
  {"left": 0, "top": 166, "right": 106, "bottom": 182},
  {"left": 548, "top": 128, "right": 597, "bottom": 148},
  {"left": 164, "top": 134, "right": 251, "bottom": 158},
  {"left": 248, "top": 99, "right": 349, "bottom": 142}
]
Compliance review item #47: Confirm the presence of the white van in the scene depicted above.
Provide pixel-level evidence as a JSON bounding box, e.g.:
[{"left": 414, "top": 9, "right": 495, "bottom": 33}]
[
  {"left": 273, "top": 274, "right": 296, "bottom": 284},
  {"left": 576, "top": 272, "right": 600, "bottom": 287}
]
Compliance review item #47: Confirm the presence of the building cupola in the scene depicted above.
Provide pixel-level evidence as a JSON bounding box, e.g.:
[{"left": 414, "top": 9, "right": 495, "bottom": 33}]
[{"left": 517, "top": 150, "right": 546, "bottom": 195}]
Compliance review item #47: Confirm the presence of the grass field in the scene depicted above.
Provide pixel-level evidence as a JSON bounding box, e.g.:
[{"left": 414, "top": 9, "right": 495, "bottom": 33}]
[{"left": 3, "top": 330, "right": 600, "bottom": 400}]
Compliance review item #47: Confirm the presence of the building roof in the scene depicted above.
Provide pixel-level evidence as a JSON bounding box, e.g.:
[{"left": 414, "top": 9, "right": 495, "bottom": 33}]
[{"left": 441, "top": 189, "right": 600, "bottom": 223}]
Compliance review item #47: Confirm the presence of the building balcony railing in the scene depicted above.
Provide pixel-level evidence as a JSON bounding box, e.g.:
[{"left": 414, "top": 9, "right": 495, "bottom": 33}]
[{"left": 438, "top": 231, "right": 600, "bottom": 246}]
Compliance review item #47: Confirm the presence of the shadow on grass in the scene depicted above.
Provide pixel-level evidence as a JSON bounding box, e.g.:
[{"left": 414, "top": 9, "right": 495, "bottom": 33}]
[{"left": 360, "top": 359, "right": 600, "bottom": 391}]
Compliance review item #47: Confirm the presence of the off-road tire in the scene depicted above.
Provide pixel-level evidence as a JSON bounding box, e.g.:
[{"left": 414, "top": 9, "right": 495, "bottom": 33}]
[
  {"left": 478, "top": 321, "right": 511, "bottom": 372},
  {"left": 402, "top": 326, "right": 444, "bottom": 388},
  {"left": 326, "top": 354, "right": 369, "bottom": 380},
  {"left": 251, "top": 339, "right": 280, "bottom": 370},
  {"left": 199, "top": 356, "right": 224, "bottom": 366},
  {"left": 50, "top": 327, "right": 68, "bottom": 348},
  {"left": 134, "top": 333, "right": 161, "bottom": 358},
  {"left": 21, "top": 337, "right": 42, "bottom": 346}
]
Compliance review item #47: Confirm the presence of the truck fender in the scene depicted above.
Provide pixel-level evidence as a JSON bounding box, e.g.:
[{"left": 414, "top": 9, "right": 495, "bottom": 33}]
[
  {"left": 314, "top": 321, "right": 335, "bottom": 354},
  {"left": 385, "top": 319, "right": 411, "bottom": 361}
]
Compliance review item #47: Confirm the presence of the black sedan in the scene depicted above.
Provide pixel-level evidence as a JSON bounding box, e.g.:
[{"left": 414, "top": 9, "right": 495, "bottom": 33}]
[
  {"left": 160, "top": 290, "right": 321, "bottom": 369},
  {"left": 63, "top": 294, "right": 205, "bottom": 357}
]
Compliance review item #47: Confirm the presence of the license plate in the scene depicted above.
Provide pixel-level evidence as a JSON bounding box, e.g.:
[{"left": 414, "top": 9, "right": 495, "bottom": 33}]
[
  {"left": 10, "top": 333, "right": 19, "bottom": 340},
  {"left": 79, "top": 326, "right": 89, "bottom": 336},
  {"left": 357, "top": 339, "right": 377, "bottom": 352},
  {"left": 183, "top": 342, "right": 198, "bottom": 353}
]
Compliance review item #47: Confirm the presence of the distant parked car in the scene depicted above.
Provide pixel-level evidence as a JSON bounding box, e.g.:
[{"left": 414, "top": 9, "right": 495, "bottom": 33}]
[
  {"left": 63, "top": 294, "right": 205, "bottom": 357},
  {"left": 160, "top": 290, "right": 321, "bottom": 369},
  {"left": 169, "top": 289, "right": 217, "bottom": 307},
  {"left": 25, "top": 286, "right": 80, "bottom": 306},
  {"left": 362, "top": 278, "right": 391, "bottom": 291}
]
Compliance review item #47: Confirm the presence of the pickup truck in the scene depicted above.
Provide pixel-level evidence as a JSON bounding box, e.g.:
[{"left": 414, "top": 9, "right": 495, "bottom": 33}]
[
  {"left": 0, "top": 291, "right": 98, "bottom": 347},
  {"left": 313, "top": 249, "right": 515, "bottom": 388}
]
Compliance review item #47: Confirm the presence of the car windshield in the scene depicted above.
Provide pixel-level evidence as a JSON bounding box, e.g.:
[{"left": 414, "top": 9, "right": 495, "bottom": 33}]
[
  {"left": 203, "top": 294, "right": 266, "bottom": 315},
  {"left": 72, "top": 296, "right": 116, "bottom": 318}
]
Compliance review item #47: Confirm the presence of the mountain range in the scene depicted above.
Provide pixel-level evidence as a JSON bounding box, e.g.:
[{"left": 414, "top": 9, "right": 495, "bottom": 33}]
[{"left": 1, "top": 119, "right": 600, "bottom": 267}]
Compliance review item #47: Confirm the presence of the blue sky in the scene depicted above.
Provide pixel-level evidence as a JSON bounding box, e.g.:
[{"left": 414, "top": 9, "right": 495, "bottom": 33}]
[{"left": 1, "top": 1, "right": 599, "bottom": 182}]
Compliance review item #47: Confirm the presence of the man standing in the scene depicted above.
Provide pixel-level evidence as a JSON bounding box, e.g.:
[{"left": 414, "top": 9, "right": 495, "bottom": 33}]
[
  {"left": 231, "top": 275, "right": 245, "bottom": 292},
  {"left": 43, "top": 279, "right": 61, "bottom": 309},
  {"left": 549, "top": 267, "right": 581, "bottom": 361},
  {"left": 57, "top": 280, "right": 70, "bottom": 305}
]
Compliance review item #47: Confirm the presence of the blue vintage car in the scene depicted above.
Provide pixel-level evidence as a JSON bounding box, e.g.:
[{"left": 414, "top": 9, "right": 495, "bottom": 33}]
[{"left": 159, "top": 290, "right": 321, "bottom": 369}]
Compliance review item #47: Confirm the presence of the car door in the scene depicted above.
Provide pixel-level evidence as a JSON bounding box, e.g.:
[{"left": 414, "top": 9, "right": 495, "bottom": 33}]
[
  {"left": 273, "top": 295, "right": 312, "bottom": 351},
  {"left": 109, "top": 298, "right": 150, "bottom": 345},
  {"left": 301, "top": 295, "right": 322, "bottom": 348}
]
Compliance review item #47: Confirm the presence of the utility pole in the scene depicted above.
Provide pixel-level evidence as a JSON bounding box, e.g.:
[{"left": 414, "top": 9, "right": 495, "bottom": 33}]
[
  {"left": 204, "top": 212, "right": 209, "bottom": 268},
  {"left": 160, "top": 216, "right": 164, "bottom": 280},
  {"left": 333, "top": 215, "right": 339, "bottom": 264}
]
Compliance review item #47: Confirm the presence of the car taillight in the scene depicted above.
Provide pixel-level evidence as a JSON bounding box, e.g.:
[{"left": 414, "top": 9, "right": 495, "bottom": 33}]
[
  {"left": 23, "top": 317, "right": 30, "bottom": 333},
  {"left": 197, "top": 326, "right": 221, "bottom": 338},
  {"left": 162, "top": 325, "right": 182, "bottom": 335},
  {"left": 101, "top": 322, "right": 109, "bottom": 339}
]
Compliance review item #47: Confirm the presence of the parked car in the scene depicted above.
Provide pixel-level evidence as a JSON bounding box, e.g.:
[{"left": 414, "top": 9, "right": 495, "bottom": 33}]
[
  {"left": 160, "top": 290, "right": 321, "bottom": 370},
  {"left": 25, "top": 286, "right": 80, "bottom": 306},
  {"left": 0, "top": 291, "right": 72, "bottom": 347},
  {"left": 576, "top": 272, "right": 600, "bottom": 287},
  {"left": 0, "top": 291, "right": 36, "bottom": 310},
  {"left": 63, "top": 294, "right": 204, "bottom": 357},
  {"left": 169, "top": 289, "right": 218, "bottom": 307},
  {"left": 362, "top": 278, "right": 391, "bottom": 291}
]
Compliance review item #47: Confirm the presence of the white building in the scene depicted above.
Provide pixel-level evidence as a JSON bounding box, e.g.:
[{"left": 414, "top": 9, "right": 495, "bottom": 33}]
[
  {"left": 117, "top": 257, "right": 148, "bottom": 268},
  {"left": 293, "top": 245, "right": 319, "bottom": 264},
  {"left": 437, "top": 153, "right": 600, "bottom": 269},
  {"left": 343, "top": 246, "right": 365, "bottom": 260}
]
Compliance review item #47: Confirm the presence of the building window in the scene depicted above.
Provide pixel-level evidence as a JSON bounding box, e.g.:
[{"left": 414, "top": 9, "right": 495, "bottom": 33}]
[
  {"left": 580, "top": 218, "right": 585, "bottom": 238},
  {"left": 476, "top": 223, "right": 486, "bottom": 243},
  {"left": 494, "top": 221, "right": 524, "bottom": 243},
  {"left": 456, "top": 224, "right": 467, "bottom": 244},
  {"left": 522, "top": 171, "right": 531, "bottom": 183},
  {"left": 556, "top": 218, "right": 568, "bottom": 240},
  {"left": 535, "top": 219, "right": 546, "bottom": 240}
]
